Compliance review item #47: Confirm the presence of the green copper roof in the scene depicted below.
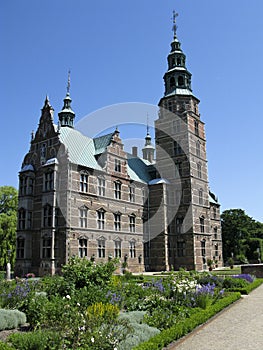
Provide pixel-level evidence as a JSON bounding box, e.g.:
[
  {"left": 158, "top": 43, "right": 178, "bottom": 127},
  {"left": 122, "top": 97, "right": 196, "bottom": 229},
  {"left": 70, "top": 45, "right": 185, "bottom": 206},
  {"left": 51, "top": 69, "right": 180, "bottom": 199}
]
[
  {"left": 57, "top": 126, "right": 152, "bottom": 183},
  {"left": 93, "top": 132, "right": 114, "bottom": 155}
]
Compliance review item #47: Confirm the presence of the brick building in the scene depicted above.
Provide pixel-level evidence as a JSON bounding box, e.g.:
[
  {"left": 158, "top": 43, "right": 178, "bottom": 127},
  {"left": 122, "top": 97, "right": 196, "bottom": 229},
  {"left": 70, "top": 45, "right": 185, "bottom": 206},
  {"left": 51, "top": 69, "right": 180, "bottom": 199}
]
[{"left": 15, "top": 16, "right": 223, "bottom": 276}]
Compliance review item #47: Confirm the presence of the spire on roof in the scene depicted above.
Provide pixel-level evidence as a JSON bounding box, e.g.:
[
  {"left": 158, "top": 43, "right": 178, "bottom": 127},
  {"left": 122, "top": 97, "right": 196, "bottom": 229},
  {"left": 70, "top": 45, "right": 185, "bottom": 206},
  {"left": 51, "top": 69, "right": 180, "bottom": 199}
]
[
  {"left": 58, "top": 71, "right": 75, "bottom": 128},
  {"left": 172, "top": 10, "right": 178, "bottom": 38}
]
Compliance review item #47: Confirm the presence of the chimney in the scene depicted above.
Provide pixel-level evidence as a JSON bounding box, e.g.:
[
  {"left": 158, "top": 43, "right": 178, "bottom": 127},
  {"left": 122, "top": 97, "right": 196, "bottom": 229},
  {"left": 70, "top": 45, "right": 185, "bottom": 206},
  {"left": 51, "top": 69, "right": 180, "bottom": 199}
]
[{"left": 132, "top": 146, "right": 138, "bottom": 157}]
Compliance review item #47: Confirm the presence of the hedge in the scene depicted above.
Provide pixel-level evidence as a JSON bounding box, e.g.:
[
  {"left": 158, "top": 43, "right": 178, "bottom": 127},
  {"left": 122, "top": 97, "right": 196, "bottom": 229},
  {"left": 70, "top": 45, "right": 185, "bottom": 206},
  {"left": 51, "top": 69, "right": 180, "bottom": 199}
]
[
  {"left": 226, "top": 278, "right": 263, "bottom": 295},
  {"left": 133, "top": 292, "right": 241, "bottom": 350}
]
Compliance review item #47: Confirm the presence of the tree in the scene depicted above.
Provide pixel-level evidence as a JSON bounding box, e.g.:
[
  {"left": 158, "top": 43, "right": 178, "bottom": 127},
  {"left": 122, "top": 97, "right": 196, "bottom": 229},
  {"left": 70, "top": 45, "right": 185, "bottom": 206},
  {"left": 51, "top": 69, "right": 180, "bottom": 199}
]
[
  {"left": 221, "top": 209, "right": 263, "bottom": 262},
  {"left": 0, "top": 186, "right": 18, "bottom": 270}
]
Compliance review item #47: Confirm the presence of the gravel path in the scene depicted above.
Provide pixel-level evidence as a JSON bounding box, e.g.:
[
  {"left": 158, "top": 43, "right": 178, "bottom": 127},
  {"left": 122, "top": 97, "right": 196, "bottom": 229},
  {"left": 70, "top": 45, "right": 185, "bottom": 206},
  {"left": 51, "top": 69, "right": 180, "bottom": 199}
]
[{"left": 166, "top": 283, "right": 263, "bottom": 350}]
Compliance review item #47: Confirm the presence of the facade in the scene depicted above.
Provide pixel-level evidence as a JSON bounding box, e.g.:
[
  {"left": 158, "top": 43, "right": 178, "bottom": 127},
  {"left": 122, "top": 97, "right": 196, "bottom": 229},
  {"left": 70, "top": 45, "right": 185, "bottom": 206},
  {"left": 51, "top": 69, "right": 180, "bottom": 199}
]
[{"left": 15, "top": 17, "right": 223, "bottom": 276}]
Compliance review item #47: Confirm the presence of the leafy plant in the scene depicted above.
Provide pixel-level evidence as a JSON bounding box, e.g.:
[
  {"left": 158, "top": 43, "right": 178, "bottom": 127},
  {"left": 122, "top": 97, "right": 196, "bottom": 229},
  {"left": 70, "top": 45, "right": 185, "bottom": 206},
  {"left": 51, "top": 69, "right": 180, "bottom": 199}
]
[{"left": 0, "top": 309, "right": 26, "bottom": 330}]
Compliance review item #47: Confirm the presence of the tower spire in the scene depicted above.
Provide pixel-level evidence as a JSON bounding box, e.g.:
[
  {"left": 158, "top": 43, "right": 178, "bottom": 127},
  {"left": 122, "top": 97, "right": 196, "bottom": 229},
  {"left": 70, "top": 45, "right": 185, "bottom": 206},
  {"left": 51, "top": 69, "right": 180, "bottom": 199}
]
[
  {"left": 58, "top": 72, "right": 75, "bottom": 128},
  {"left": 172, "top": 10, "right": 178, "bottom": 38}
]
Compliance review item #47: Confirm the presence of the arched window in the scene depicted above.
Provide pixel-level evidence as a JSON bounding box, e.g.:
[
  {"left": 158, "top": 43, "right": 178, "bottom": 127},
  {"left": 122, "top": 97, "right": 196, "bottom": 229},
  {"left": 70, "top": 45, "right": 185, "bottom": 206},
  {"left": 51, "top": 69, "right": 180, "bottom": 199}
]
[
  {"left": 170, "top": 76, "right": 175, "bottom": 88},
  {"left": 177, "top": 57, "right": 182, "bottom": 66},
  {"left": 201, "top": 239, "right": 206, "bottom": 256},
  {"left": 200, "top": 216, "right": 205, "bottom": 233},
  {"left": 178, "top": 75, "right": 184, "bottom": 86}
]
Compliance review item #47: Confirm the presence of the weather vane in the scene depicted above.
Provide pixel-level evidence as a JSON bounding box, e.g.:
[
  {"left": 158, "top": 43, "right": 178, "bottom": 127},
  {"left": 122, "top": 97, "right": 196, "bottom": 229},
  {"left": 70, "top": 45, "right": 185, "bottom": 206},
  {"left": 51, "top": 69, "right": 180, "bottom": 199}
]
[
  {"left": 67, "top": 69, "right": 71, "bottom": 94},
  {"left": 172, "top": 10, "right": 178, "bottom": 37}
]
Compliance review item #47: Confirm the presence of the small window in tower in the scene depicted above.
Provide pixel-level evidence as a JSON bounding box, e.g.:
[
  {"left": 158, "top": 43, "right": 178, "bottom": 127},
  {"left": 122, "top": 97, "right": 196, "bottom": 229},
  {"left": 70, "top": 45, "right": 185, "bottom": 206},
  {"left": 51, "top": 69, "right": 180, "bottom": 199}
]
[
  {"left": 177, "top": 57, "right": 181, "bottom": 66},
  {"left": 178, "top": 76, "right": 184, "bottom": 86},
  {"left": 170, "top": 77, "right": 175, "bottom": 88},
  {"left": 194, "top": 120, "right": 199, "bottom": 136},
  {"left": 115, "top": 159, "right": 121, "bottom": 172}
]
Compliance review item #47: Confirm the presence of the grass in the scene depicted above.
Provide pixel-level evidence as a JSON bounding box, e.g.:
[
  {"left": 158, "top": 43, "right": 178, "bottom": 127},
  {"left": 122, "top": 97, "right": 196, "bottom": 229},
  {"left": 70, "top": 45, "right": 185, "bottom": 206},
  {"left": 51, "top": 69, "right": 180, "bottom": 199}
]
[{"left": 212, "top": 266, "right": 241, "bottom": 275}]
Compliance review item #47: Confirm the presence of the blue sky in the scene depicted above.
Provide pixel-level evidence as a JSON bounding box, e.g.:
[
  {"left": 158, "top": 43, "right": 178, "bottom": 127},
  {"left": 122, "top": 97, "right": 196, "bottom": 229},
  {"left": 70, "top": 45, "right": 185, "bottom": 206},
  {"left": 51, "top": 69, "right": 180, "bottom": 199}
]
[{"left": 1, "top": 0, "right": 262, "bottom": 222}]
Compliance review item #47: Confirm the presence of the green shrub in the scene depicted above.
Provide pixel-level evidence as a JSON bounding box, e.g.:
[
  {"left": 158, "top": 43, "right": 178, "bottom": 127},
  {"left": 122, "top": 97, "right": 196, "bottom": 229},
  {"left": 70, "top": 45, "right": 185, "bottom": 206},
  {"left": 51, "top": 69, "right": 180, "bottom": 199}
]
[
  {"left": 8, "top": 330, "right": 62, "bottom": 350},
  {"left": 0, "top": 340, "right": 15, "bottom": 350},
  {"left": 0, "top": 309, "right": 26, "bottom": 330},
  {"left": 226, "top": 278, "right": 263, "bottom": 294},
  {"left": 223, "top": 276, "right": 248, "bottom": 289}
]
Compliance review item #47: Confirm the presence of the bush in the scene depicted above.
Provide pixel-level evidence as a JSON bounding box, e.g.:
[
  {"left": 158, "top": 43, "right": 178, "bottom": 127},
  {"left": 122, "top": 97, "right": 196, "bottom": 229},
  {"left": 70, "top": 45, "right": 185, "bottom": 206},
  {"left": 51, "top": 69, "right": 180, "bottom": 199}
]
[
  {"left": 223, "top": 277, "right": 249, "bottom": 289},
  {"left": 62, "top": 256, "right": 118, "bottom": 289},
  {"left": 0, "top": 341, "right": 15, "bottom": 350},
  {"left": 8, "top": 330, "right": 62, "bottom": 350},
  {"left": 0, "top": 309, "right": 26, "bottom": 330}
]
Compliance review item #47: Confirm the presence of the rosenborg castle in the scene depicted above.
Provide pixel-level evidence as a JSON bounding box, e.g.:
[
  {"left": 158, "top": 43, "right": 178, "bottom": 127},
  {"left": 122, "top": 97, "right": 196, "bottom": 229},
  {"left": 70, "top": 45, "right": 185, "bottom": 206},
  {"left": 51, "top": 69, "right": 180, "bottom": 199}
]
[{"left": 15, "top": 16, "right": 223, "bottom": 276}]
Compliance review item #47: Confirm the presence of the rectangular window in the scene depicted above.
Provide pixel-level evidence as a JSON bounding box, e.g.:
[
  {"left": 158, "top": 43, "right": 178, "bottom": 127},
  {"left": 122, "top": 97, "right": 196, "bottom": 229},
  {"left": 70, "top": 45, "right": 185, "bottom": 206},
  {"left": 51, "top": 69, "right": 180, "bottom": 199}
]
[
  {"left": 98, "top": 239, "right": 105, "bottom": 258},
  {"left": 198, "top": 189, "right": 203, "bottom": 205},
  {"left": 175, "top": 162, "right": 182, "bottom": 177},
  {"left": 173, "top": 119, "right": 181, "bottom": 133},
  {"left": 80, "top": 173, "right": 88, "bottom": 192},
  {"left": 115, "top": 159, "right": 121, "bottom": 172},
  {"left": 43, "top": 205, "right": 52, "bottom": 227},
  {"left": 44, "top": 172, "right": 54, "bottom": 191},
  {"left": 173, "top": 141, "right": 183, "bottom": 156},
  {"left": 42, "top": 237, "right": 51, "bottom": 258},
  {"left": 114, "top": 240, "right": 121, "bottom": 258},
  {"left": 20, "top": 177, "right": 27, "bottom": 196},
  {"left": 194, "top": 120, "right": 199, "bottom": 136},
  {"left": 98, "top": 177, "right": 105, "bottom": 196},
  {"left": 114, "top": 181, "right": 121, "bottom": 199},
  {"left": 175, "top": 217, "right": 183, "bottom": 234},
  {"left": 27, "top": 211, "right": 32, "bottom": 229},
  {"left": 214, "top": 227, "right": 218, "bottom": 240},
  {"left": 79, "top": 239, "right": 88, "bottom": 257},
  {"left": 177, "top": 241, "right": 185, "bottom": 257},
  {"left": 196, "top": 141, "right": 201, "bottom": 157},
  {"left": 18, "top": 209, "right": 26, "bottom": 230},
  {"left": 201, "top": 239, "right": 206, "bottom": 256},
  {"left": 129, "top": 215, "right": 136, "bottom": 233},
  {"left": 197, "top": 163, "right": 202, "bottom": 178},
  {"left": 129, "top": 186, "right": 135, "bottom": 202},
  {"left": 97, "top": 211, "right": 105, "bottom": 230},
  {"left": 200, "top": 217, "right": 205, "bottom": 233},
  {"left": 114, "top": 213, "right": 121, "bottom": 231},
  {"left": 129, "top": 241, "right": 136, "bottom": 258},
  {"left": 17, "top": 237, "right": 25, "bottom": 259},
  {"left": 79, "top": 208, "right": 88, "bottom": 228}
]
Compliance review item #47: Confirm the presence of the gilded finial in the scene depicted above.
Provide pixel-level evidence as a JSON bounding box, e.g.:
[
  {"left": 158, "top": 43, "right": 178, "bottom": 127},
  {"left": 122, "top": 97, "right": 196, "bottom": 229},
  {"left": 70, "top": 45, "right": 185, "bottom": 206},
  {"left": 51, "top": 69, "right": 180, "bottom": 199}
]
[
  {"left": 67, "top": 69, "right": 71, "bottom": 94},
  {"left": 172, "top": 10, "right": 178, "bottom": 37}
]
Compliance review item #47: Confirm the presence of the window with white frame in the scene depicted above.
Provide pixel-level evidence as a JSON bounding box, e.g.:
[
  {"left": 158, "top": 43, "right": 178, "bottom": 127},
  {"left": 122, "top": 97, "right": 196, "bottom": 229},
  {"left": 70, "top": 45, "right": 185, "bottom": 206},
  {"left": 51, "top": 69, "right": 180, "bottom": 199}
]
[
  {"left": 129, "top": 215, "right": 136, "bottom": 232},
  {"left": 98, "top": 176, "right": 106, "bottom": 196},
  {"left": 43, "top": 205, "right": 53, "bottom": 227},
  {"left": 80, "top": 173, "right": 88, "bottom": 193},
  {"left": 114, "top": 240, "right": 121, "bottom": 258},
  {"left": 115, "top": 159, "right": 121, "bottom": 172},
  {"left": 129, "top": 240, "right": 136, "bottom": 258},
  {"left": 79, "top": 238, "right": 88, "bottom": 257},
  {"left": 42, "top": 235, "right": 51, "bottom": 258},
  {"left": 97, "top": 210, "right": 105, "bottom": 230},
  {"left": 79, "top": 207, "right": 88, "bottom": 228},
  {"left": 114, "top": 181, "right": 121, "bottom": 199},
  {"left": 44, "top": 171, "right": 54, "bottom": 191},
  {"left": 98, "top": 238, "right": 105, "bottom": 258},
  {"left": 200, "top": 216, "right": 205, "bottom": 233},
  {"left": 129, "top": 185, "right": 135, "bottom": 202},
  {"left": 114, "top": 213, "right": 121, "bottom": 231}
]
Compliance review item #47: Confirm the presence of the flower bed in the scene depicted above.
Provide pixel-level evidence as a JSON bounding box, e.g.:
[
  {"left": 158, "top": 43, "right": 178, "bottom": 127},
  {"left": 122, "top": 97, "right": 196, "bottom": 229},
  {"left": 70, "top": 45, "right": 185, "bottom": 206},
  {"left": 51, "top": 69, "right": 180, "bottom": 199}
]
[{"left": 0, "top": 258, "right": 262, "bottom": 350}]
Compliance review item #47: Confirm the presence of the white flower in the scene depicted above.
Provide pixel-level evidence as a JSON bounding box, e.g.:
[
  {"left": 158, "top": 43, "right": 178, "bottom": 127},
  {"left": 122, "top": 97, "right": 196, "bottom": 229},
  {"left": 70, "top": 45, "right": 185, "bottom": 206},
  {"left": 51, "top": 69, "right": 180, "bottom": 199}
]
[
  {"left": 66, "top": 294, "right": 71, "bottom": 299},
  {"left": 77, "top": 302, "right": 80, "bottom": 306},
  {"left": 91, "top": 337, "right": 95, "bottom": 343}
]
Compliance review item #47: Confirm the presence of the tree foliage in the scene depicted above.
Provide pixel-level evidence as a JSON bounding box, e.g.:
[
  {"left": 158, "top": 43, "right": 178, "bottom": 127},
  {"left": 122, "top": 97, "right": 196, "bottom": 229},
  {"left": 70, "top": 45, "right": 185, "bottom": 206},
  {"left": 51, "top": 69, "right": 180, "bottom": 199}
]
[
  {"left": 0, "top": 186, "right": 18, "bottom": 269},
  {"left": 221, "top": 209, "right": 263, "bottom": 261}
]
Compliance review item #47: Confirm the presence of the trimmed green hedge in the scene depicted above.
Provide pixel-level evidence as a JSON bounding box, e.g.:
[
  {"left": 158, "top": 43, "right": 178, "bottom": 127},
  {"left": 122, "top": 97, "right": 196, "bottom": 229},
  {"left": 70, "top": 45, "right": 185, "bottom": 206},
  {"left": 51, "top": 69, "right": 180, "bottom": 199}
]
[
  {"left": 226, "top": 278, "right": 263, "bottom": 295},
  {"left": 133, "top": 292, "right": 241, "bottom": 350}
]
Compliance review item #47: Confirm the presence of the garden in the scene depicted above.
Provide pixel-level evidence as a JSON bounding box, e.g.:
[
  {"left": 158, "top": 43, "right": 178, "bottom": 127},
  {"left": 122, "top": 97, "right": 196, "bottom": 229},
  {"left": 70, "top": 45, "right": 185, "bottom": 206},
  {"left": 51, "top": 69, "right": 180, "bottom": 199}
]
[{"left": 0, "top": 257, "right": 262, "bottom": 350}]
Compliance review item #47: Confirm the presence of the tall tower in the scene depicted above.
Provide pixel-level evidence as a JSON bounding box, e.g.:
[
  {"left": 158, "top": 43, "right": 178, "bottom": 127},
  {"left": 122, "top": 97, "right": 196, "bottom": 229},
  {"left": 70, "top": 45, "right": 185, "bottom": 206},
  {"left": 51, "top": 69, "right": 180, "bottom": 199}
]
[{"left": 151, "top": 12, "right": 222, "bottom": 271}]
